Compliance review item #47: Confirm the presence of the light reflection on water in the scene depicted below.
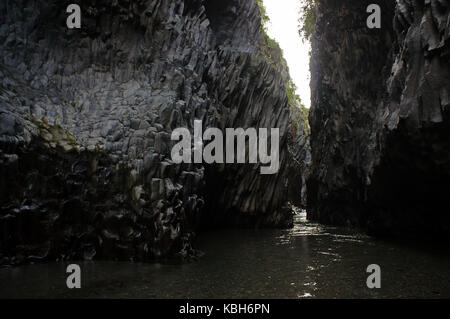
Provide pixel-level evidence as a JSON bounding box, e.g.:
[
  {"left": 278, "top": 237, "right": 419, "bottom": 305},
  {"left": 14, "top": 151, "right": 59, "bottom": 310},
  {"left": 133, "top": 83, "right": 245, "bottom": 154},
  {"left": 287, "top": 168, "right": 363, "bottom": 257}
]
[{"left": 1, "top": 212, "right": 450, "bottom": 299}]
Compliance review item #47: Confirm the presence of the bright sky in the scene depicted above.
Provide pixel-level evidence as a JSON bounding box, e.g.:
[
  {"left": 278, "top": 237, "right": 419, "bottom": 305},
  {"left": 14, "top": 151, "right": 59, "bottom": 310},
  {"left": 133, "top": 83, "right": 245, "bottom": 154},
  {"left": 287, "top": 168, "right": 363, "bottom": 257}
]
[{"left": 263, "top": 0, "right": 311, "bottom": 108}]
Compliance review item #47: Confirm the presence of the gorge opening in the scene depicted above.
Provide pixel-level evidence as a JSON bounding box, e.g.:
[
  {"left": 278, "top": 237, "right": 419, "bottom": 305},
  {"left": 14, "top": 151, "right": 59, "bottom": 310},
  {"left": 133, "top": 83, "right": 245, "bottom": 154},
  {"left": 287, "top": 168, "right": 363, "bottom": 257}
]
[{"left": 1, "top": 0, "right": 450, "bottom": 300}]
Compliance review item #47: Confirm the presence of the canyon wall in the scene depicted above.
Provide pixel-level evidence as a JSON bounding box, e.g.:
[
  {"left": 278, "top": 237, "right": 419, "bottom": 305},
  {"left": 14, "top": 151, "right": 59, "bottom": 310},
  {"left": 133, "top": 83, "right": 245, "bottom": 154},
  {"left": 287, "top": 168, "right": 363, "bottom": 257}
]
[
  {"left": 308, "top": 0, "right": 450, "bottom": 237},
  {"left": 0, "top": 0, "right": 308, "bottom": 265}
]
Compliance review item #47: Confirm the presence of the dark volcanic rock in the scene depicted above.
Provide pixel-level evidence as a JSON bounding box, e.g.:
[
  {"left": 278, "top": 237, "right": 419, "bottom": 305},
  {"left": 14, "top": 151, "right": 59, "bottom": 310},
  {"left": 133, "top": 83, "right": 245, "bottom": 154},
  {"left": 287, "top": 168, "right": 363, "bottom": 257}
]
[
  {"left": 307, "top": 0, "right": 450, "bottom": 238},
  {"left": 0, "top": 0, "right": 308, "bottom": 265}
]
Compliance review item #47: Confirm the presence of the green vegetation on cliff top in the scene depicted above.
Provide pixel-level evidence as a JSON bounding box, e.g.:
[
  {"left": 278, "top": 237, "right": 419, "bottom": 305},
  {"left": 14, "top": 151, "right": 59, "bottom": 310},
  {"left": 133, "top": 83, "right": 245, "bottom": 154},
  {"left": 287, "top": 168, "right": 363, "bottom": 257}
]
[
  {"left": 257, "top": 0, "right": 310, "bottom": 135},
  {"left": 298, "top": 0, "right": 316, "bottom": 43}
]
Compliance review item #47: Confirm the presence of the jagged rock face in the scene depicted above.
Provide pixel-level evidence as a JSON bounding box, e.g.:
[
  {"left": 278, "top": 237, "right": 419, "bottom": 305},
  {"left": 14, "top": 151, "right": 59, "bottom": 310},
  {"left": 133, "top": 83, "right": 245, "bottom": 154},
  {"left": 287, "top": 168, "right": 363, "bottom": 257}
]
[
  {"left": 0, "top": 0, "right": 305, "bottom": 265},
  {"left": 308, "top": 0, "right": 450, "bottom": 237},
  {"left": 287, "top": 106, "right": 311, "bottom": 208}
]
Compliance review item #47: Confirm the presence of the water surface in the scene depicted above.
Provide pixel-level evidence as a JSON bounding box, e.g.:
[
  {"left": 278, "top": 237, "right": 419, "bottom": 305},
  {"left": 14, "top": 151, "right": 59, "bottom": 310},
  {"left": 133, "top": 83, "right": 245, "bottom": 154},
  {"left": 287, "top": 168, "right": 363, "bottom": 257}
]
[{"left": 1, "top": 213, "right": 450, "bottom": 298}]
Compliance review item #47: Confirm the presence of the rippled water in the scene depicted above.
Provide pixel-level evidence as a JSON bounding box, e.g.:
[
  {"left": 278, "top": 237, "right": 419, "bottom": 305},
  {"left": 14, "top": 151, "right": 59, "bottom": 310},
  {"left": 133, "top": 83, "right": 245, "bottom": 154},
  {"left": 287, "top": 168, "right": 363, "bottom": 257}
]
[{"left": 1, "top": 213, "right": 450, "bottom": 299}]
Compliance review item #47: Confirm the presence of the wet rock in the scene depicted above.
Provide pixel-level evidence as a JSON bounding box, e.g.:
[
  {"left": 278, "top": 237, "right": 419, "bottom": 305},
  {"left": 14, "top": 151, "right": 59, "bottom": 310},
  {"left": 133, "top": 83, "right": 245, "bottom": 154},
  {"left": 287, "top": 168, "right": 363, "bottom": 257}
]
[
  {"left": 307, "top": 0, "right": 450, "bottom": 238},
  {"left": 0, "top": 0, "right": 308, "bottom": 265}
]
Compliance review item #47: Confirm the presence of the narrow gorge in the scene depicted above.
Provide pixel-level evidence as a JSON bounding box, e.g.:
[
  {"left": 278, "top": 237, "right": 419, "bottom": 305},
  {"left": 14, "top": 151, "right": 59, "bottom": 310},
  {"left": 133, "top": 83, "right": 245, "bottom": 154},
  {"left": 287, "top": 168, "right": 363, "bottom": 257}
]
[{"left": 0, "top": 0, "right": 450, "bottom": 300}]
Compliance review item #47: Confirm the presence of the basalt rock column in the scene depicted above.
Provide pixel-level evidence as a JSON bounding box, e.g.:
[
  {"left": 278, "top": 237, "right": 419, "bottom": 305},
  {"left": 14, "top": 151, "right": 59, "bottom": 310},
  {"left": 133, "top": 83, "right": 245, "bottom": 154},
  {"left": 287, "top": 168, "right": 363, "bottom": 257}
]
[
  {"left": 307, "top": 0, "right": 450, "bottom": 237},
  {"left": 0, "top": 0, "right": 308, "bottom": 265}
]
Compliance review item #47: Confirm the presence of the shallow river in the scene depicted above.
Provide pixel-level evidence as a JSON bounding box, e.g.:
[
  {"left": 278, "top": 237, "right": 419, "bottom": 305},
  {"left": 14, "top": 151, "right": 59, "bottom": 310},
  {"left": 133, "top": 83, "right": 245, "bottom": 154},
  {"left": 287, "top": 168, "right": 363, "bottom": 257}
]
[{"left": 1, "top": 213, "right": 450, "bottom": 299}]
